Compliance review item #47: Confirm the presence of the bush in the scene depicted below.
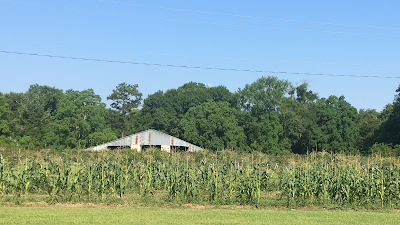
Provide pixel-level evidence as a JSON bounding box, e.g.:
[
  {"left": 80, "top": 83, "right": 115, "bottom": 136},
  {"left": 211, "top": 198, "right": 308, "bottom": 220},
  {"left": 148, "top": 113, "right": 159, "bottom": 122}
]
[{"left": 369, "top": 143, "right": 397, "bottom": 157}]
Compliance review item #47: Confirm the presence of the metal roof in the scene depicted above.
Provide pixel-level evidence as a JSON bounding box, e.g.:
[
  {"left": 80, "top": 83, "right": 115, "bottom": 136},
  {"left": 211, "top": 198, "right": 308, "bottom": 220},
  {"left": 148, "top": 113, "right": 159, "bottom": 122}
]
[{"left": 87, "top": 129, "right": 202, "bottom": 152}]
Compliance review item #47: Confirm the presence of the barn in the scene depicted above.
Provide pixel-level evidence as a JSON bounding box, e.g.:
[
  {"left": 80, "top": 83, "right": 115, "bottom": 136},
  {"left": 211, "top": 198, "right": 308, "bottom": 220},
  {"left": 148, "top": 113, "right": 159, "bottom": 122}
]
[{"left": 87, "top": 129, "right": 202, "bottom": 152}]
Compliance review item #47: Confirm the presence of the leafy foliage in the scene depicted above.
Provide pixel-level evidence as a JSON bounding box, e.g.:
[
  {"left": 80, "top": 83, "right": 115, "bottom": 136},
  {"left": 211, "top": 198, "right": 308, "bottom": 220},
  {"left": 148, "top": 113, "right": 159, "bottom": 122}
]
[
  {"left": 107, "top": 83, "right": 142, "bottom": 116},
  {"left": 309, "top": 96, "right": 359, "bottom": 153},
  {"left": 107, "top": 83, "right": 143, "bottom": 138},
  {"left": 0, "top": 93, "right": 10, "bottom": 137},
  {"left": 238, "top": 76, "right": 292, "bottom": 115},
  {"left": 355, "top": 109, "right": 381, "bottom": 154},
  {"left": 44, "top": 89, "right": 116, "bottom": 149},
  {"left": 2, "top": 150, "right": 400, "bottom": 208},
  {"left": 180, "top": 101, "right": 245, "bottom": 150},
  {"left": 238, "top": 76, "right": 293, "bottom": 153},
  {"left": 14, "top": 85, "right": 62, "bottom": 148},
  {"left": 141, "top": 82, "right": 236, "bottom": 138},
  {"left": 378, "top": 85, "right": 400, "bottom": 145},
  {"left": 0, "top": 79, "right": 399, "bottom": 155}
]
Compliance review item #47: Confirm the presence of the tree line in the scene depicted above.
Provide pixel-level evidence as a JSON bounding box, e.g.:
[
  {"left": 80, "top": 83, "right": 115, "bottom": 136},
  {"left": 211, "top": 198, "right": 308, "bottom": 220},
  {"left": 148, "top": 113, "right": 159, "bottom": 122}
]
[{"left": 0, "top": 76, "right": 399, "bottom": 155}]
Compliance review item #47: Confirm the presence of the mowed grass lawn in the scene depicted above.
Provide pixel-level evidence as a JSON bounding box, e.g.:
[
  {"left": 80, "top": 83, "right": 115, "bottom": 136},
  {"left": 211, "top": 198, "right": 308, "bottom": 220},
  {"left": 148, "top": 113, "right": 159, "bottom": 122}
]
[{"left": 1, "top": 207, "right": 400, "bottom": 225}]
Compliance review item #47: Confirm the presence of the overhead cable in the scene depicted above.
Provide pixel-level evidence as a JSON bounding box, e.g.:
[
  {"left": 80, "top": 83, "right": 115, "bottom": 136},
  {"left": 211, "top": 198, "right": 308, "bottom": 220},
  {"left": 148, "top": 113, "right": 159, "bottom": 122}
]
[
  {"left": 2, "top": 0, "right": 399, "bottom": 37},
  {"left": 1, "top": 41, "right": 399, "bottom": 68},
  {"left": 93, "top": 0, "right": 400, "bottom": 30},
  {"left": 1, "top": 50, "right": 399, "bottom": 79}
]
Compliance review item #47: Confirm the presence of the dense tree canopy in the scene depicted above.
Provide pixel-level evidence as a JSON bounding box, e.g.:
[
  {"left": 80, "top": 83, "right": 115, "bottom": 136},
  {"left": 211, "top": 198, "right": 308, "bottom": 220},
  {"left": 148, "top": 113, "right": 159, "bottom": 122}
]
[
  {"left": 0, "top": 93, "right": 10, "bottom": 139},
  {"left": 238, "top": 76, "right": 292, "bottom": 115},
  {"left": 107, "top": 83, "right": 142, "bottom": 116},
  {"left": 107, "top": 83, "right": 142, "bottom": 138},
  {"left": 0, "top": 78, "right": 399, "bottom": 155},
  {"left": 379, "top": 85, "right": 400, "bottom": 145},
  {"left": 309, "top": 96, "right": 359, "bottom": 153},
  {"left": 355, "top": 109, "right": 381, "bottom": 154},
  {"left": 141, "top": 82, "right": 236, "bottom": 138},
  {"left": 44, "top": 89, "right": 116, "bottom": 149},
  {"left": 180, "top": 101, "right": 245, "bottom": 150},
  {"left": 12, "top": 85, "right": 62, "bottom": 148},
  {"left": 238, "top": 77, "right": 293, "bottom": 153}
]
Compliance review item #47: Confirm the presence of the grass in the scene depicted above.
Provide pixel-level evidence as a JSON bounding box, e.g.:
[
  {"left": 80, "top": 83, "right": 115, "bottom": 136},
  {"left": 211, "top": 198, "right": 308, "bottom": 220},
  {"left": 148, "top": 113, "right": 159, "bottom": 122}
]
[{"left": 1, "top": 206, "right": 400, "bottom": 225}]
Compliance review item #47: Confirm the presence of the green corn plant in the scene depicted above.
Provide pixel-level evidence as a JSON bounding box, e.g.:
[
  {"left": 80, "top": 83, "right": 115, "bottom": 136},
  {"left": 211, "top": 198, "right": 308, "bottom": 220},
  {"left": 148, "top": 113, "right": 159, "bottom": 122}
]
[
  {"left": 208, "top": 163, "right": 220, "bottom": 203},
  {"left": 0, "top": 154, "right": 10, "bottom": 196},
  {"left": 167, "top": 166, "right": 180, "bottom": 201},
  {"left": 86, "top": 164, "right": 94, "bottom": 201}
]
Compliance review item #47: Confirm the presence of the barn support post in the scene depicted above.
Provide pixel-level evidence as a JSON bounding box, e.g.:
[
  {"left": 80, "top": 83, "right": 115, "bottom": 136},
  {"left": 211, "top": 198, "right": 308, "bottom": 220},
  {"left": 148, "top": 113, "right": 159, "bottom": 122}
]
[
  {"left": 131, "top": 145, "right": 141, "bottom": 152},
  {"left": 161, "top": 145, "right": 171, "bottom": 153}
]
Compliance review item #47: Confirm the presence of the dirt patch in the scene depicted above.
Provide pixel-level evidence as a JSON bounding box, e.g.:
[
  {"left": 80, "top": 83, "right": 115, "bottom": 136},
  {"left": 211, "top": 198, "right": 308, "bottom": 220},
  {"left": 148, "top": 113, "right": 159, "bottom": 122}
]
[
  {"left": 25, "top": 202, "right": 49, "bottom": 207},
  {"left": 234, "top": 205, "right": 252, "bottom": 209},
  {"left": 182, "top": 204, "right": 212, "bottom": 209},
  {"left": 53, "top": 203, "right": 95, "bottom": 208},
  {"left": 1, "top": 201, "right": 398, "bottom": 212},
  {"left": 181, "top": 204, "right": 254, "bottom": 210},
  {"left": 4, "top": 202, "right": 16, "bottom": 207}
]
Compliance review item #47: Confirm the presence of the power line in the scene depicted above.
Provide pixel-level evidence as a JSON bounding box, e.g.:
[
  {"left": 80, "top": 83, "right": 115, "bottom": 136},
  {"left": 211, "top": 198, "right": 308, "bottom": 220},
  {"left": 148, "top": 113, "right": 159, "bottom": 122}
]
[
  {"left": 1, "top": 50, "right": 399, "bottom": 79},
  {"left": 2, "top": 41, "right": 399, "bottom": 68},
  {"left": 93, "top": 0, "right": 400, "bottom": 31},
  {"left": 2, "top": 0, "right": 399, "bottom": 37}
]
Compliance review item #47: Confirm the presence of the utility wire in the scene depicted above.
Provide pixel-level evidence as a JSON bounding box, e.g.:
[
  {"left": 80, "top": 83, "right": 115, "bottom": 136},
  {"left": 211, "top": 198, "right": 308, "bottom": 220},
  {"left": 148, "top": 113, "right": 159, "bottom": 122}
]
[
  {"left": 2, "top": 0, "right": 399, "bottom": 37},
  {"left": 1, "top": 50, "right": 399, "bottom": 79},
  {"left": 2, "top": 41, "right": 399, "bottom": 68},
  {"left": 94, "top": 0, "right": 400, "bottom": 31}
]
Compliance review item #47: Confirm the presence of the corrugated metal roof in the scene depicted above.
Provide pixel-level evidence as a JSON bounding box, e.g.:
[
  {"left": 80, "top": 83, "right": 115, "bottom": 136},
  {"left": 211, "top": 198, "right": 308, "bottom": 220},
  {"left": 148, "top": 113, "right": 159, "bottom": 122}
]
[{"left": 87, "top": 129, "right": 202, "bottom": 152}]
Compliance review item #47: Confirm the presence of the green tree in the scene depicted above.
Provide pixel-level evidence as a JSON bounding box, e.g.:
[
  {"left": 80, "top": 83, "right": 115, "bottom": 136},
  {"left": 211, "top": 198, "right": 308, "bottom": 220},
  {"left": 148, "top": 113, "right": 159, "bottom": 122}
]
[
  {"left": 0, "top": 93, "right": 10, "bottom": 141},
  {"left": 292, "top": 82, "right": 318, "bottom": 106},
  {"left": 378, "top": 85, "right": 400, "bottom": 145},
  {"left": 104, "top": 108, "right": 125, "bottom": 137},
  {"left": 141, "top": 82, "right": 236, "bottom": 138},
  {"left": 287, "top": 83, "right": 319, "bottom": 154},
  {"left": 238, "top": 76, "right": 292, "bottom": 115},
  {"left": 107, "top": 83, "right": 142, "bottom": 137},
  {"left": 141, "top": 90, "right": 178, "bottom": 135},
  {"left": 15, "top": 84, "right": 63, "bottom": 148},
  {"left": 180, "top": 102, "right": 245, "bottom": 150},
  {"left": 237, "top": 76, "right": 293, "bottom": 153},
  {"left": 355, "top": 109, "right": 380, "bottom": 154},
  {"left": 309, "top": 95, "right": 359, "bottom": 153},
  {"left": 2, "top": 92, "right": 23, "bottom": 145},
  {"left": 45, "top": 89, "right": 116, "bottom": 149},
  {"left": 247, "top": 111, "right": 290, "bottom": 154},
  {"left": 378, "top": 104, "right": 393, "bottom": 122}
]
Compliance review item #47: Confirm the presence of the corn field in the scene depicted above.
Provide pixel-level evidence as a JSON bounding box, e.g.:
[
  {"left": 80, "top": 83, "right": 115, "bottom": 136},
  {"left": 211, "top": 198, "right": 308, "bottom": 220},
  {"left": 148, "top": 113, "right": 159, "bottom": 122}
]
[{"left": 1, "top": 149, "right": 400, "bottom": 208}]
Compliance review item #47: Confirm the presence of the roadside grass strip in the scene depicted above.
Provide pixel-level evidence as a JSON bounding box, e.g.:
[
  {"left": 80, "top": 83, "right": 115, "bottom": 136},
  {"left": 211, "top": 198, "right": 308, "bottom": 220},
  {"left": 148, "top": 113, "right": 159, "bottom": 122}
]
[{"left": 1, "top": 207, "right": 400, "bottom": 225}]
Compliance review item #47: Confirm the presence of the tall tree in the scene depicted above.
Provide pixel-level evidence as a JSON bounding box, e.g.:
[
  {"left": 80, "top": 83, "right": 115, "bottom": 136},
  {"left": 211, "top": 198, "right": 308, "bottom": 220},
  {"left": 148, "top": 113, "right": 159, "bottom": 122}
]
[
  {"left": 355, "top": 109, "right": 380, "bottom": 154},
  {"left": 379, "top": 84, "right": 400, "bottom": 145},
  {"left": 285, "top": 83, "right": 319, "bottom": 154},
  {"left": 2, "top": 92, "right": 23, "bottom": 145},
  {"left": 180, "top": 102, "right": 245, "bottom": 150},
  {"left": 141, "top": 82, "right": 236, "bottom": 137},
  {"left": 0, "top": 93, "right": 10, "bottom": 142},
  {"left": 107, "top": 83, "right": 142, "bottom": 137},
  {"left": 246, "top": 111, "right": 290, "bottom": 154},
  {"left": 16, "top": 84, "right": 63, "bottom": 148},
  {"left": 237, "top": 76, "right": 292, "bottom": 153},
  {"left": 238, "top": 76, "right": 292, "bottom": 115},
  {"left": 309, "top": 95, "right": 359, "bottom": 153},
  {"left": 45, "top": 89, "right": 116, "bottom": 149}
]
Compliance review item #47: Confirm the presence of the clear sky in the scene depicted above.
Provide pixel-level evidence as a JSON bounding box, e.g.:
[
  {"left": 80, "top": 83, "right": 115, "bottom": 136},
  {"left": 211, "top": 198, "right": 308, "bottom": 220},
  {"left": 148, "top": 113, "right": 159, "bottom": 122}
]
[{"left": 1, "top": 0, "right": 399, "bottom": 111}]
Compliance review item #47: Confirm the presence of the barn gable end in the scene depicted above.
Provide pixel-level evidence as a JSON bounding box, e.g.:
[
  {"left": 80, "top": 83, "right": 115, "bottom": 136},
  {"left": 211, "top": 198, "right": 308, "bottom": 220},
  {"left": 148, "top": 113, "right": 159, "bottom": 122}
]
[{"left": 87, "top": 129, "right": 202, "bottom": 152}]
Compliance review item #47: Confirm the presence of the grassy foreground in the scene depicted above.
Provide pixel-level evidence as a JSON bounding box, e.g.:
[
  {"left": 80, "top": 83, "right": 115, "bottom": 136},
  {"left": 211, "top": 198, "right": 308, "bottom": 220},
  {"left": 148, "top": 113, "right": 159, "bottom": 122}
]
[{"left": 1, "top": 206, "right": 399, "bottom": 225}]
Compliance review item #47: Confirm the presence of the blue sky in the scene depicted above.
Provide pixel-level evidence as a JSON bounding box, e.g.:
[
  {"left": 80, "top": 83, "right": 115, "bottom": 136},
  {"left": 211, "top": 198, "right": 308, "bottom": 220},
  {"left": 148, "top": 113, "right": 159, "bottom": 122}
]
[{"left": 1, "top": 0, "right": 399, "bottom": 111}]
